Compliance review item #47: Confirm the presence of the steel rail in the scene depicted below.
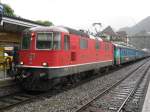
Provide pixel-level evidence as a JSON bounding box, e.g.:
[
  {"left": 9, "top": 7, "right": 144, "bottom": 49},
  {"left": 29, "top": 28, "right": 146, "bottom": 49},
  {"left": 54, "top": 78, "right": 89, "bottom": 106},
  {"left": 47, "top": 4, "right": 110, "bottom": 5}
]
[
  {"left": 117, "top": 63, "right": 150, "bottom": 112},
  {"left": 75, "top": 59, "right": 150, "bottom": 112}
]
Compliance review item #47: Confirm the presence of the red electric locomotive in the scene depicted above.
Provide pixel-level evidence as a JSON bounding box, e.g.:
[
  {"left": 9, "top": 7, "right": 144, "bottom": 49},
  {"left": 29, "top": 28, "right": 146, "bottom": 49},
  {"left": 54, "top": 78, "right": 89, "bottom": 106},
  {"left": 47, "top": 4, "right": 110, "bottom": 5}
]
[{"left": 17, "top": 26, "right": 114, "bottom": 91}]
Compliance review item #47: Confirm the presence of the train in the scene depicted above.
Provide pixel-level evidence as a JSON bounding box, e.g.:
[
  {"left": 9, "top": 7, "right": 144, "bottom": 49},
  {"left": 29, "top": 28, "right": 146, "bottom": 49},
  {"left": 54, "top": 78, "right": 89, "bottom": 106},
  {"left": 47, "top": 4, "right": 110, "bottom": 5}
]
[{"left": 14, "top": 26, "right": 148, "bottom": 91}]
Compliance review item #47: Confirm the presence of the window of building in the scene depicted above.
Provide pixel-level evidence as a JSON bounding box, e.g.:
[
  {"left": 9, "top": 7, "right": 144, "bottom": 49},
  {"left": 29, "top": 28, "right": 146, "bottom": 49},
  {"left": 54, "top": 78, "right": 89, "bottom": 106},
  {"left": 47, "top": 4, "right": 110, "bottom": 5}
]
[
  {"left": 64, "top": 35, "right": 70, "bottom": 50},
  {"left": 80, "top": 38, "right": 88, "bottom": 49}
]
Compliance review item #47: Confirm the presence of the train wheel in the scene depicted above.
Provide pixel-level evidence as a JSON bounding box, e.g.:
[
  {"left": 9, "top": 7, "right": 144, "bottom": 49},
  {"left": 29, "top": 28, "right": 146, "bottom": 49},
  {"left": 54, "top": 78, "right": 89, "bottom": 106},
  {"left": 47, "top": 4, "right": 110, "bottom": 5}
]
[{"left": 20, "top": 71, "right": 54, "bottom": 91}]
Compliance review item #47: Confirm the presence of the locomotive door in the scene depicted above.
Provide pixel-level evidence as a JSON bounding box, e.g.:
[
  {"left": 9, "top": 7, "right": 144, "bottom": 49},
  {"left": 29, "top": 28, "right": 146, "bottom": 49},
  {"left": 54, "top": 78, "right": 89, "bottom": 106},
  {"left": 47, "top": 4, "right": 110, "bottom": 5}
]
[
  {"left": 64, "top": 35, "right": 72, "bottom": 65},
  {"left": 69, "top": 36, "right": 77, "bottom": 64}
]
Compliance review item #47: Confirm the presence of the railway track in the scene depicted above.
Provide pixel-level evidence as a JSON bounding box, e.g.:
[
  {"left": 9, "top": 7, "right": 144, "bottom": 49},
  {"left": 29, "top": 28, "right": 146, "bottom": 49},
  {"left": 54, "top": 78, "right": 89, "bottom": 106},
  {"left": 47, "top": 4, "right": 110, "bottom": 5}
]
[
  {"left": 0, "top": 59, "right": 149, "bottom": 112},
  {"left": 75, "top": 59, "right": 150, "bottom": 112},
  {"left": 0, "top": 92, "right": 35, "bottom": 111},
  {"left": 0, "top": 78, "right": 16, "bottom": 88},
  {"left": 0, "top": 83, "right": 17, "bottom": 89},
  {"left": 123, "top": 64, "right": 150, "bottom": 112}
]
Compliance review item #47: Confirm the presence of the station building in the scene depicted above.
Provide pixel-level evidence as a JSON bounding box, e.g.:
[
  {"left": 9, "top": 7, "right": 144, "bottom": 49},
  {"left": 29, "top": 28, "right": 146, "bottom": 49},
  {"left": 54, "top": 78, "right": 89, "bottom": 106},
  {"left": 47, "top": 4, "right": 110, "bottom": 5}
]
[
  {"left": 0, "top": 12, "right": 45, "bottom": 79},
  {"left": 0, "top": 15, "right": 45, "bottom": 47}
]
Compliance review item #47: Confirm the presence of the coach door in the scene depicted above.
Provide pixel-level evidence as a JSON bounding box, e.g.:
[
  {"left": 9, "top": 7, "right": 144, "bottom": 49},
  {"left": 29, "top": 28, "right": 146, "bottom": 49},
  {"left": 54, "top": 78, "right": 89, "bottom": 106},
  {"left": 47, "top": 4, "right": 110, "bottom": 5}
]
[{"left": 115, "top": 47, "right": 121, "bottom": 64}]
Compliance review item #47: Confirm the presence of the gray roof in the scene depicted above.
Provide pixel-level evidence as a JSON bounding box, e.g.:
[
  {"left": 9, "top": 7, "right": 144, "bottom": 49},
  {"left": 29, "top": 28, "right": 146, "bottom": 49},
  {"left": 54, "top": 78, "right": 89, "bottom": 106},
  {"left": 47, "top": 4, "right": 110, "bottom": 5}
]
[
  {"left": 101, "top": 26, "right": 117, "bottom": 36},
  {"left": 0, "top": 14, "right": 46, "bottom": 32}
]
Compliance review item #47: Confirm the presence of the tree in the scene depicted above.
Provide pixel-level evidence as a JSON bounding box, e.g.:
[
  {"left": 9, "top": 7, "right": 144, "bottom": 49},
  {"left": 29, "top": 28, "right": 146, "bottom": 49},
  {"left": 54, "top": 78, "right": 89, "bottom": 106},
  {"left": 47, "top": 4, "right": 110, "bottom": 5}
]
[
  {"left": 2, "top": 4, "right": 15, "bottom": 16},
  {"left": 36, "top": 20, "right": 53, "bottom": 26}
]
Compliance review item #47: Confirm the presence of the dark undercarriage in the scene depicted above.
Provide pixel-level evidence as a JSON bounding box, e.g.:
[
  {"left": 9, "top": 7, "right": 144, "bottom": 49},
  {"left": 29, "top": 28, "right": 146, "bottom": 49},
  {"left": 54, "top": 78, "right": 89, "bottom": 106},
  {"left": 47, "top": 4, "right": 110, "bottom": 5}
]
[{"left": 15, "top": 61, "right": 113, "bottom": 91}]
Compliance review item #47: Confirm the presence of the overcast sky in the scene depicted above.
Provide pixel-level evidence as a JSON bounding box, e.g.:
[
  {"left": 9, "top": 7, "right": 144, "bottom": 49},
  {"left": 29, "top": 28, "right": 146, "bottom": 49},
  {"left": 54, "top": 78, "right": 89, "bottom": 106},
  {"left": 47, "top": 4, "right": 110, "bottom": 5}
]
[{"left": 1, "top": 0, "right": 149, "bottom": 31}]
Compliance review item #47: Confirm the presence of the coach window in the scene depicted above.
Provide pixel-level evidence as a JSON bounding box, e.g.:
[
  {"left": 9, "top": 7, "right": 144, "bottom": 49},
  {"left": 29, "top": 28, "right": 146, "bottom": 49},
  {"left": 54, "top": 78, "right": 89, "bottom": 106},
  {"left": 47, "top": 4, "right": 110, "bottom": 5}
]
[
  {"left": 95, "top": 39, "right": 100, "bottom": 50},
  {"left": 36, "top": 33, "right": 53, "bottom": 49},
  {"left": 53, "top": 32, "right": 61, "bottom": 50},
  {"left": 64, "top": 35, "right": 70, "bottom": 50},
  {"left": 80, "top": 38, "right": 88, "bottom": 49}
]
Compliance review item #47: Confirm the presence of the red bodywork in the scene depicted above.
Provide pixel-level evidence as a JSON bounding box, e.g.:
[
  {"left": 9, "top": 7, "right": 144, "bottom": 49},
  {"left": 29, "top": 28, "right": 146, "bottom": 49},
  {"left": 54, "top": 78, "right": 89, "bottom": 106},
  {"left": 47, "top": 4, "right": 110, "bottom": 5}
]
[
  {"left": 17, "top": 26, "right": 114, "bottom": 91},
  {"left": 19, "top": 31, "right": 114, "bottom": 68}
]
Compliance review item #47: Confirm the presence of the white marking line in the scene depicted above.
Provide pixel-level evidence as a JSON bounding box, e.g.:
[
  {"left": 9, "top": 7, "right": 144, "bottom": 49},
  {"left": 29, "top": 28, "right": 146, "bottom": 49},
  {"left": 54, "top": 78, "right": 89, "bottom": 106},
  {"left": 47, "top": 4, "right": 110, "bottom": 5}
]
[{"left": 18, "top": 60, "right": 113, "bottom": 69}]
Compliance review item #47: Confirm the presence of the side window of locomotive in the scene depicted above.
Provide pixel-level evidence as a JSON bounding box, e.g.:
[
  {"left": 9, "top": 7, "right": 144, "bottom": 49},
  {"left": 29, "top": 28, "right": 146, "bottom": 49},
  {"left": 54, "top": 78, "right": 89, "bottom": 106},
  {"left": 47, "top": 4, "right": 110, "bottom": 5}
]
[
  {"left": 80, "top": 38, "right": 88, "bottom": 49},
  {"left": 95, "top": 39, "right": 100, "bottom": 50},
  {"left": 64, "top": 35, "right": 70, "bottom": 50},
  {"left": 53, "top": 32, "right": 61, "bottom": 50},
  {"left": 105, "top": 43, "right": 109, "bottom": 51},
  {"left": 22, "top": 33, "right": 31, "bottom": 49},
  {"left": 36, "top": 33, "right": 53, "bottom": 49}
]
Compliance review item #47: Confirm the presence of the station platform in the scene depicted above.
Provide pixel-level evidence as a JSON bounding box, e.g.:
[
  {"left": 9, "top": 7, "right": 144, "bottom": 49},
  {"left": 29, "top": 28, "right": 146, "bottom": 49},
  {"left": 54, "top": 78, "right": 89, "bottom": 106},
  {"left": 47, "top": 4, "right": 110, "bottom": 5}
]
[
  {"left": 142, "top": 80, "right": 150, "bottom": 112},
  {"left": 0, "top": 71, "right": 14, "bottom": 87}
]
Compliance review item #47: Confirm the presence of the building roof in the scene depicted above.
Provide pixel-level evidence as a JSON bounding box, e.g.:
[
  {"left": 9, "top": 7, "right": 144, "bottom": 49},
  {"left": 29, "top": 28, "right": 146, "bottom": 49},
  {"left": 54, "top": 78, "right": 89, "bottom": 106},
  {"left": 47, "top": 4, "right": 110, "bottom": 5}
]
[
  {"left": 116, "top": 31, "right": 127, "bottom": 37},
  {"left": 3, "top": 14, "right": 46, "bottom": 26},
  {"left": 101, "top": 26, "right": 117, "bottom": 36},
  {"left": 0, "top": 14, "right": 46, "bottom": 33}
]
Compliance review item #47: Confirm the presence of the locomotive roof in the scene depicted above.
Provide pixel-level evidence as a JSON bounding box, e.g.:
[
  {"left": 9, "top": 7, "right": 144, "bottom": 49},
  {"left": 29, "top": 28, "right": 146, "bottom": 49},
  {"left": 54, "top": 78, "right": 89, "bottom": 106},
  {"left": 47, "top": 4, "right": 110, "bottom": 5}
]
[
  {"left": 63, "top": 26, "right": 89, "bottom": 37},
  {"left": 24, "top": 26, "right": 69, "bottom": 33},
  {"left": 89, "top": 35, "right": 103, "bottom": 41},
  {"left": 24, "top": 26, "right": 89, "bottom": 37},
  {"left": 24, "top": 26, "right": 106, "bottom": 42}
]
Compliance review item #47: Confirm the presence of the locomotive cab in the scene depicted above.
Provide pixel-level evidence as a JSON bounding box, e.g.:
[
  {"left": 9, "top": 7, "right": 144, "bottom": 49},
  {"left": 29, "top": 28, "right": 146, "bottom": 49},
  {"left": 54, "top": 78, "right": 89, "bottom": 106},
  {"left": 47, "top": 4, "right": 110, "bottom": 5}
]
[
  {"left": 20, "top": 27, "right": 64, "bottom": 68},
  {"left": 17, "top": 27, "right": 71, "bottom": 90}
]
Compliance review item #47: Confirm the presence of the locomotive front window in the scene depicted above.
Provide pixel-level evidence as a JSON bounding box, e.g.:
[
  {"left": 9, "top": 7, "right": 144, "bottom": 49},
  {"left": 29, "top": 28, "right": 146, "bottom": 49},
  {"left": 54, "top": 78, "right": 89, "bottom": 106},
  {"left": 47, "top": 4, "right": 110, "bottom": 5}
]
[
  {"left": 22, "top": 33, "right": 31, "bottom": 49},
  {"left": 36, "top": 32, "right": 61, "bottom": 50},
  {"left": 36, "top": 33, "right": 53, "bottom": 49}
]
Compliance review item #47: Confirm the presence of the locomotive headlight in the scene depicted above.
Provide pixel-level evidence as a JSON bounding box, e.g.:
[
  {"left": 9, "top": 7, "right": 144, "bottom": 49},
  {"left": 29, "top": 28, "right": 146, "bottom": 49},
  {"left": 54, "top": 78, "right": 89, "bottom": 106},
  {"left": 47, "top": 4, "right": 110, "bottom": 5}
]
[
  {"left": 20, "top": 61, "right": 24, "bottom": 65},
  {"left": 42, "top": 62, "right": 48, "bottom": 67}
]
